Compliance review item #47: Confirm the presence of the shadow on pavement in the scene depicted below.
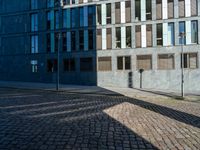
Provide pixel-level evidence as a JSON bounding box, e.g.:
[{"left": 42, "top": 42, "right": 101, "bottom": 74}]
[{"left": 0, "top": 87, "right": 200, "bottom": 149}]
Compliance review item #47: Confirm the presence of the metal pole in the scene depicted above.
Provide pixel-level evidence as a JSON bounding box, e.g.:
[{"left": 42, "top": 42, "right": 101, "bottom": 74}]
[
  {"left": 181, "top": 33, "right": 184, "bottom": 98},
  {"left": 140, "top": 72, "right": 142, "bottom": 89},
  {"left": 56, "top": 1, "right": 62, "bottom": 91}
]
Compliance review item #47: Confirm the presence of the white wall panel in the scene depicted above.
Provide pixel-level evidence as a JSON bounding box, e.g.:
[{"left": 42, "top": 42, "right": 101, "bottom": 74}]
[
  {"left": 121, "top": 2, "right": 126, "bottom": 23},
  {"left": 185, "top": 0, "right": 191, "bottom": 17},
  {"left": 186, "top": 21, "right": 191, "bottom": 44},
  {"left": 141, "top": 0, "right": 146, "bottom": 21},
  {"left": 83, "top": 0, "right": 88, "bottom": 3},
  {"left": 102, "top": 28, "right": 107, "bottom": 50},
  {"left": 162, "top": 0, "right": 168, "bottom": 19},
  {"left": 121, "top": 27, "right": 126, "bottom": 48},
  {"left": 163, "top": 23, "right": 168, "bottom": 46},
  {"left": 102, "top": 4, "right": 106, "bottom": 25},
  {"left": 141, "top": 25, "right": 147, "bottom": 47}
]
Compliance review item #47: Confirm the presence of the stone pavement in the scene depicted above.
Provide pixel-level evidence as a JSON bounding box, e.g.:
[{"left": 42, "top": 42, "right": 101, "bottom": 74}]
[{"left": 0, "top": 87, "right": 200, "bottom": 150}]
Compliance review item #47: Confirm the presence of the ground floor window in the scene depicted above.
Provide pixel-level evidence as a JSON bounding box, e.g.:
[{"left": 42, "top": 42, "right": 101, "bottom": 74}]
[
  {"left": 63, "top": 58, "right": 76, "bottom": 72},
  {"left": 80, "top": 57, "right": 93, "bottom": 72},
  {"left": 117, "top": 56, "right": 131, "bottom": 70},
  {"left": 158, "top": 54, "right": 175, "bottom": 70},
  {"left": 98, "top": 57, "right": 112, "bottom": 71},
  {"left": 137, "top": 55, "right": 152, "bottom": 70},
  {"left": 31, "top": 60, "right": 38, "bottom": 73},
  {"left": 47, "top": 59, "right": 57, "bottom": 72},
  {"left": 181, "top": 53, "right": 198, "bottom": 69}
]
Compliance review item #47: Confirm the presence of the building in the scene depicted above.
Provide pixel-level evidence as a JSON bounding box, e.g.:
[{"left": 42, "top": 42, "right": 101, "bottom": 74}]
[{"left": 0, "top": 0, "right": 200, "bottom": 91}]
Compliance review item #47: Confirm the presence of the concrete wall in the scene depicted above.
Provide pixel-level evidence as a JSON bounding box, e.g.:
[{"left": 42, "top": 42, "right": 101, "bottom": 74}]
[{"left": 97, "top": 45, "right": 200, "bottom": 92}]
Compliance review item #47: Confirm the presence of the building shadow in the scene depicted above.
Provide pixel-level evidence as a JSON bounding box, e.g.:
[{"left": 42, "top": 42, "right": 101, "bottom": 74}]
[{"left": 0, "top": 88, "right": 200, "bottom": 149}]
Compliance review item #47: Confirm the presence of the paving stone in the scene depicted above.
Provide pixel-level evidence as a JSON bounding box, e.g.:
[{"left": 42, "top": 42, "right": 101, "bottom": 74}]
[{"left": 0, "top": 88, "right": 199, "bottom": 150}]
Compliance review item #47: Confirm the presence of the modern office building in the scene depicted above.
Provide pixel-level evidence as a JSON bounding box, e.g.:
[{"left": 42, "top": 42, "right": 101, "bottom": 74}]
[{"left": 0, "top": 0, "right": 200, "bottom": 91}]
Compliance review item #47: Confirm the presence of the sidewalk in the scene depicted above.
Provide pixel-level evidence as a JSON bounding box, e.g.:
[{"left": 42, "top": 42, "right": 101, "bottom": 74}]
[
  {"left": 0, "top": 80, "right": 199, "bottom": 102},
  {"left": 0, "top": 81, "right": 121, "bottom": 96}
]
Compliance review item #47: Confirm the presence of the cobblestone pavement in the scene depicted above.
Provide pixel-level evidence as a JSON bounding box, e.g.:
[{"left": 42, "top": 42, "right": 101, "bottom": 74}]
[{"left": 0, "top": 88, "right": 199, "bottom": 150}]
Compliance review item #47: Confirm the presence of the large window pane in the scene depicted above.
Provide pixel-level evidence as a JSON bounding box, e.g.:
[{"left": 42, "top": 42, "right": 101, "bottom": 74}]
[
  {"left": 191, "top": 20, "right": 198, "bottom": 44},
  {"left": 157, "top": 24, "right": 163, "bottom": 46},
  {"left": 116, "top": 27, "right": 121, "bottom": 48},
  {"left": 179, "top": 21, "right": 185, "bottom": 44},
  {"left": 156, "top": 0, "right": 162, "bottom": 20},
  {"left": 179, "top": 0, "right": 185, "bottom": 17},
  {"left": 115, "top": 2, "right": 121, "bottom": 24},
  {"left": 168, "top": 23, "right": 174, "bottom": 46}
]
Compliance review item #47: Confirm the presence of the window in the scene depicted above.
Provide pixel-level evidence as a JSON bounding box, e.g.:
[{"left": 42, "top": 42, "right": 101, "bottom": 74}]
[
  {"left": 157, "top": 24, "right": 163, "bottom": 46},
  {"left": 79, "top": 0, "right": 83, "bottom": 4},
  {"left": 97, "top": 29, "right": 102, "bottom": 50},
  {"left": 179, "top": 0, "right": 185, "bottom": 18},
  {"left": 80, "top": 57, "right": 93, "bottom": 71},
  {"left": 63, "top": 10, "right": 67, "bottom": 28},
  {"left": 88, "top": 30, "right": 94, "bottom": 50},
  {"left": 135, "top": 0, "right": 141, "bottom": 21},
  {"left": 158, "top": 54, "right": 175, "bottom": 70},
  {"left": 181, "top": 53, "right": 198, "bottom": 69},
  {"left": 168, "top": 23, "right": 174, "bottom": 46},
  {"left": 63, "top": 58, "right": 76, "bottom": 72},
  {"left": 126, "top": 26, "right": 131, "bottom": 48},
  {"left": 47, "top": 0, "right": 54, "bottom": 8},
  {"left": 156, "top": 0, "right": 162, "bottom": 20},
  {"left": 47, "top": 11, "right": 53, "bottom": 30},
  {"left": 31, "top": 0, "right": 38, "bottom": 9},
  {"left": 47, "top": 33, "right": 51, "bottom": 52},
  {"left": 116, "top": 27, "right": 121, "bottom": 48},
  {"left": 71, "top": 8, "right": 76, "bottom": 28},
  {"left": 115, "top": 2, "right": 121, "bottom": 24},
  {"left": 146, "top": 0, "right": 152, "bottom": 20},
  {"left": 125, "top": 1, "right": 131, "bottom": 23},
  {"left": 79, "top": 7, "right": 84, "bottom": 27},
  {"left": 146, "top": 24, "right": 152, "bottom": 47},
  {"left": 98, "top": 57, "right": 112, "bottom": 71},
  {"left": 63, "top": 9, "right": 70, "bottom": 28},
  {"left": 168, "top": 0, "right": 174, "bottom": 18},
  {"left": 191, "top": 0, "right": 197, "bottom": 16},
  {"left": 55, "top": 33, "right": 59, "bottom": 52},
  {"left": 135, "top": 25, "right": 141, "bottom": 48},
  {"left": 117, "top": 57, "right": 123, "bottom": 70},
  {"left": 97, "top": 5, "right": 102, "bottom": 25},
  {"left": 117, "top": 56, "right": 131, "bottom": 70},
  {"left": 31, "top": 35, "right": 38, "bottom": 53},
  {"left": 106, "top": 4, "right": 111, "bottom": 24},
  {"left": 137, "top": 55, "right": 152, "bottom": 70},
  {"left": 63, "top": 0, "right": 70, "bottom": 5},
  {"left": 71, "top": 31, "right": 76, "bottom": 51},
  {"left": 54, "top": 0, "right": 60, "bottom": 7},
  {"left": 31, "top": 13, "right": 38, "bottom": 32},
  {"left": 88, "top": 6, "right": 95, "bottom": 26},
  {"left": 107, "top": 28, "right": 112, "bottom": 49},
  {"left": 179, "top": 21, "right": 185, "bottom": 44},
  {"left": 55, "top": 10, "right": 59, "bottom": 29},
  {"left": 79, "top": 30, "right": 84, "bottom": 51},
  {"left": 62, "top": 33, "right": 67, "bottom": 51},
  {"left": 191, "top": 20, "right": 198, "bottom": 44},
  {"left": 31, "top": 60, "right": 38, "bottom": 73},
  {"left": 47, "top": 59, "right": 57, "bottom": 72}
]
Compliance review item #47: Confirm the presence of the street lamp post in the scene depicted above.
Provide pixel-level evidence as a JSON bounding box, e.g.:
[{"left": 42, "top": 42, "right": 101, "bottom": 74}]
[
  {"left": 180, "top": 32, "right": 185, "bottom": 98},
  {"left": 56, "top": 1, "right": 62, "bottom": 91}
]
